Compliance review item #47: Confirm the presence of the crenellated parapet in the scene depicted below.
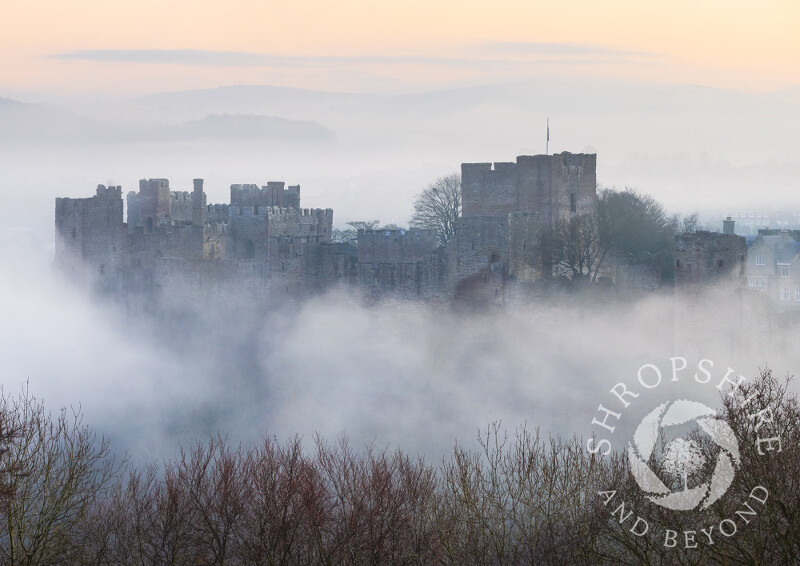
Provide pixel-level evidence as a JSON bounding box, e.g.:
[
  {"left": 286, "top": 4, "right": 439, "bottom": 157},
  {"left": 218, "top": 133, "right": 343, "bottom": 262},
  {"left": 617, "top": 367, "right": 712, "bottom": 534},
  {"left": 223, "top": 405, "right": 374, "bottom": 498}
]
[
  {"left": 230, "top": 182, "right": 301, "bottom": 209},
  {"left": 461, "top": 152, "right": 596, "bottom": 224},
  {"left": 206, "top": 204, "right": 229, "bottom": 223},
  {"left": 56, "top": 176, "right": 333, "bottom": 297},
  {"left": 265, "top": 206, "right": 333, "bottom": 241},
  {"left": 357, "top": 228, "right": 438, "bottom": 264},
  {"left": 95, "top": 184, "right": 123, "bottom": 199}
]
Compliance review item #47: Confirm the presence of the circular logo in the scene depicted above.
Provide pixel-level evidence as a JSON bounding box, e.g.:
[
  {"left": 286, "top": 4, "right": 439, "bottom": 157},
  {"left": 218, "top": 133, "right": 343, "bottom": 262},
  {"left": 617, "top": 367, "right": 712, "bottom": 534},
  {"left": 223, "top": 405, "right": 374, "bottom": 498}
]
[{"left": 628, "top": 399, "right": 741, "bottom": 511}]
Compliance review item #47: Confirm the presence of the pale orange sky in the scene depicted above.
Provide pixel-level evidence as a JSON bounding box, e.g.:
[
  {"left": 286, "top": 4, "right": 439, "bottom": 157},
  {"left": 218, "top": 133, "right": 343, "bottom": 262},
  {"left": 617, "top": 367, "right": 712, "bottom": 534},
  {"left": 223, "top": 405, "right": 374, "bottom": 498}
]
[{"left": 1, "top": 0, "right": 798, "bottom": 95}]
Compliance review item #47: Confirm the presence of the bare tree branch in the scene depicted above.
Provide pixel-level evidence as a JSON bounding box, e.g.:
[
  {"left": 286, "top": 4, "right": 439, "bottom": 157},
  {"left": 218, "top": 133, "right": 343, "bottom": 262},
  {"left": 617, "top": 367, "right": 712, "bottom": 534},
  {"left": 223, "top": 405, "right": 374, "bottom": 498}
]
[{"left": 409, "top": 174, "right": 461, "bottom": 246}]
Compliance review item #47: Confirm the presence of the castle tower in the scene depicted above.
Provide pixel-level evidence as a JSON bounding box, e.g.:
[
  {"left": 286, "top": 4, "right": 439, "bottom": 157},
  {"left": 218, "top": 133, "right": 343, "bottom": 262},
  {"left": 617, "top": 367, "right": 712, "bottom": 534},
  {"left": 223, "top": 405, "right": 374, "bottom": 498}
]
[
  {"left": 55, "top": 185, "right": 126, "bottom": 287},
  {"left": 266, "top": 182, "right": 285, "bottom": 207},
  {"left": 192, "top": 178, "right": 206, "bottom": 226},
  {"left": 461, "top": 151, "right": 596, "bottom": 224},
  {"left": 128, "top": 178, "right": 171, "bottom": 233}
]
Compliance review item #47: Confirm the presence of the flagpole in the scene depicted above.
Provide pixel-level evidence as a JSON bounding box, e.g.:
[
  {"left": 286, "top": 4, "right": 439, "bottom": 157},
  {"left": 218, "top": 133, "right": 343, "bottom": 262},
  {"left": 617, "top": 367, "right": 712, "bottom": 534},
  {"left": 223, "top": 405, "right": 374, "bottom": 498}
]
[{"left": 546, "top": 117, "right": 550, "bottom": 155}]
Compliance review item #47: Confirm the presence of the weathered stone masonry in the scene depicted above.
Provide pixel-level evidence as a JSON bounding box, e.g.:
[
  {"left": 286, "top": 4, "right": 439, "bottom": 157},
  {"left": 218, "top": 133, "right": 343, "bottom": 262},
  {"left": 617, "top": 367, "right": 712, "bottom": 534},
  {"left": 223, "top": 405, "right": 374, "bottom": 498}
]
[
  {"left": 55, "top": 178, "right": 339, "bottom": 304},
  {"left": 55, "top": 152, "right": 613, "bottom": 305}
]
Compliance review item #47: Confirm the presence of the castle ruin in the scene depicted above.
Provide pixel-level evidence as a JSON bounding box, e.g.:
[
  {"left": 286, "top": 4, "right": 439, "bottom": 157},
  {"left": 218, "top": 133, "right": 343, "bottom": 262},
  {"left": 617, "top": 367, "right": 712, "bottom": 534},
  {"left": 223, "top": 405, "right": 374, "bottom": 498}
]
[
  {"left": 55, "top": 151, "right": 603, "bottom": 306},
  {"left": 55, "top": 179, "right": 351, "bottom": 307}
]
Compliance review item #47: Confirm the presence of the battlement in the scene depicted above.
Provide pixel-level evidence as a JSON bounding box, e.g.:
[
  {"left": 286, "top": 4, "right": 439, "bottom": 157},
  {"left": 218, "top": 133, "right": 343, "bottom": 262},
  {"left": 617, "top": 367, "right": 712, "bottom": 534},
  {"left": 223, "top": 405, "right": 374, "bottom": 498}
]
[
  {"left": 263, "top": 207, "right": 332, "bottom": 217},
  {"left": 139, "top": 178, "right": 170, "bottom": 191},
  {"left": 56, "top": 155, "right": 606, "bottom": 304},
  {"left": 230, "top": 182, "right": 301, "bottom": 209},
  {"left": 230, "top": 206, "right": 269, "bottom": 218},
  {"left": 357, "top": 228, "right": 438, "bottom": 264},
  {"left": 206, "top": 204, "right": 229, "bottom": 223},
  {"left": 461, "top": 151, "right": 596, "bottom": 221},
  {"left": 225, "top": 205, "right": 330, "bottom": 219},
  {"left": 95, "top": 184, "right": 123, "bottom": 199}
]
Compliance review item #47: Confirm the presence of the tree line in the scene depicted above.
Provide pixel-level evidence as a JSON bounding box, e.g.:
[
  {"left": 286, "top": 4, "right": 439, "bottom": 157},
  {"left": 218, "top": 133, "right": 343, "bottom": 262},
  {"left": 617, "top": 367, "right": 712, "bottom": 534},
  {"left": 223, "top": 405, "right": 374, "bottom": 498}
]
[{"left": 0, "top": 370, "right": 797, "bottom": 565}]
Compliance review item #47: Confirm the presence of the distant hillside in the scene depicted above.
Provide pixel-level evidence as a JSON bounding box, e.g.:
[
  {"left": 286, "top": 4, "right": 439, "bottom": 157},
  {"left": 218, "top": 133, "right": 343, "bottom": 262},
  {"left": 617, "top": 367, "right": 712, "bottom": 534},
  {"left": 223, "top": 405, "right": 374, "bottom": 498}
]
[
  {"left": 119, "top": 80, "right": 800, "bottom": 166},
  {"left": 128, "top": 84, "right": 491, "bottom": 123},
  {"left": 0, "top": 97, "right": 334, "bottom": 145},
  {"left": 157, "top": 113, "right": 335, "bottom": 142},
  {"left": 0, "top": 97, "right": 108, "bottom": 143}
]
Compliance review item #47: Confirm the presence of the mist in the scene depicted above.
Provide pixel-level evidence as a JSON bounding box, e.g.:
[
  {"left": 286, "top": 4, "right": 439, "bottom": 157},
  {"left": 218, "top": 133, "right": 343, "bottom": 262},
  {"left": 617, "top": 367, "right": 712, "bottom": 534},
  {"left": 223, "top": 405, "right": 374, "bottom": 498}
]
[
  {"left": 1, "top": 212, "right": 792, "bottom": 467},
  {"left": 1, "top": 71, "right": 799, "bottom": 466}
]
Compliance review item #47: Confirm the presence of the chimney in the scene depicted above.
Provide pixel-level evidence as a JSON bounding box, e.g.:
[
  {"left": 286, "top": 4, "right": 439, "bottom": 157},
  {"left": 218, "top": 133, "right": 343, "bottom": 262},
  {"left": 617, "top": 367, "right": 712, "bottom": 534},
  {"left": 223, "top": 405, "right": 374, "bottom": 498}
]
[{"left": 722, "top": 216, "right": 735, "bottom": 235}]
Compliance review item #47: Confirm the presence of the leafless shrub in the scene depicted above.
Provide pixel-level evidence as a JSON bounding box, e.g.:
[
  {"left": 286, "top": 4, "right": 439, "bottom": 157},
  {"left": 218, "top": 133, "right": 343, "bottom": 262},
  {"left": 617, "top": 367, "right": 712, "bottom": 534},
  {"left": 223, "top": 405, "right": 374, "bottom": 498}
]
[
  {"left": 0, "top": 387, "right": 122, "bottom": 566},
  {"left": 9, "top": 370, "right": 800, "bottom": 565},
  {"left": 436, "top": 423, "right": 613, "bottom": 565},
  {"left": 314, "top": 433, "right": 439, "bottom": 565},
  {"left": 236, "top": 435, "right": 323, "bottom": 565}
]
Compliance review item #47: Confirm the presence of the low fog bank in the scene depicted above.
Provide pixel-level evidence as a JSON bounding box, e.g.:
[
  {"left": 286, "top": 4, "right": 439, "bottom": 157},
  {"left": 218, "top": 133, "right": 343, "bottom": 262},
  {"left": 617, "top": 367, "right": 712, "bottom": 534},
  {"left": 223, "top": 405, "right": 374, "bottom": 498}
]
[
  {"left": 1, "top": 139, "right": 797, "bottom": 464},
  {"left": 2, "top": 224, "right": 793, "bottom": 464}
]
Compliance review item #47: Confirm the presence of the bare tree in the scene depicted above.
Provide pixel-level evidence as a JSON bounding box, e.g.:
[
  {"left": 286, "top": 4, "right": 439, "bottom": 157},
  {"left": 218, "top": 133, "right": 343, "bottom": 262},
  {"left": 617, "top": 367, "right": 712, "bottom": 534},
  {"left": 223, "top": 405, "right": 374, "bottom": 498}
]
[
  {"left": 0, "top": 387, "right": 122, "bottom": 566},
  {"left": 237, "top": 435, "right": 326, "bottom": 565},
  {"left": 314, "top": 433, "right": 439, "bottom": 565},
  {"left": 540, "top": 214, "right": 604, "bottom": 282},
  {"left": 25, "top": 368, "right": 800, "bottom": 565},
  {"left": 409, "top": 174, "right": 461, "bottom": 246},
  {"left": 437, "top": 423, "right": 613, "bottom": 564},
  {"left": 0, "top": 408, "right": 23, "bottom": 513},
  {"left": 537, "top": 188, "right": 687, "bottom": 284},
  {"left": 179, "top": 436, "right": 247, "bottom": 565},
  {"left": 86, "top": 462, "right": 196, "bottom": 566},
  {"left": 681, "top": 213, "right": 699, "bottom": 233}
]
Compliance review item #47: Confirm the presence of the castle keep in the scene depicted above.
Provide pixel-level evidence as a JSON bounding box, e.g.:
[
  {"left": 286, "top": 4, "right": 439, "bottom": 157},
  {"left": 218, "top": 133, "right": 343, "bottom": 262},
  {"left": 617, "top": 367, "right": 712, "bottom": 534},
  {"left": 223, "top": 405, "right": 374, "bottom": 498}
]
[
  {"left": 54, "top": 151, "right": 600, "bottom": 305},
  {"left": 349, "top": 151, "right": 599, "bottom": 302},
  {"left": 447, "top": 152, "right": 597, "bottom": 301},
  {"left": 461, "top": 152, "right": 596, "bottom": 221}
]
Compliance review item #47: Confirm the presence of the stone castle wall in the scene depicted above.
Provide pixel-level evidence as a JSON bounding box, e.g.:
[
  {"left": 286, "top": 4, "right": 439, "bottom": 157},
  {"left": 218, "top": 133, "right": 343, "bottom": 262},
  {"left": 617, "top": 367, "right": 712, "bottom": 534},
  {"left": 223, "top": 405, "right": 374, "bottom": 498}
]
[
  {"left": 55, "top": 185, "right": 127, "bottom": 288},
  {"left": 56, "top": 177, "right": 336, "bottom": 303},
  {"left": 128, "top": 223, "right": 205, "bottom": 271},
  {"left": 507, "top": 212, "right": 544, "bottom": 281},
  {"left": 153, "top": 257, "right": 271, "bottom": 306},
  {"left": 675, "top": 232, "right": 747, "bottom": 288},
  {"left": 357, "top": 229, "right": 437, "bottom": 263},
  {"left": 445, "top": 216, "right": 510, "bottom": 294},
  {"left": 354, "top": 229, "right": 443, "bottom": 300},
  {"left": 230, "top": 182, "right": 301, "bottom": 209},
  {"left": 267, "top": 207, "right": 333, "bottom": 240},
  {"left": 169, "top": 191, "right": 194, "bottom": 223},
  {"left": 461, "top": 152, "right": 596, "bottom": 223},
  {"left": 610, "top": 252, "right": 662, "bottom": 292},
  {"left": 54, "top": 152, "right": 615, "bottom": 305},
  {"left": 228, "top": 209, "right": 268, "bottom": 261}
]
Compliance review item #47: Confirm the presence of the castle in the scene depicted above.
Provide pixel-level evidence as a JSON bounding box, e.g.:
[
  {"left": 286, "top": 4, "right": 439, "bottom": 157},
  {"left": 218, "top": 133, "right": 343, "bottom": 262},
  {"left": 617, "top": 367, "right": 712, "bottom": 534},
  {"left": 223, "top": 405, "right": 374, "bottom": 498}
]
[
  {"left": 55, "top": 179, "right": 351, "bottom": 305},
  {"left": 55, "top": 151, "right": 660, "bottom": 306}
]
